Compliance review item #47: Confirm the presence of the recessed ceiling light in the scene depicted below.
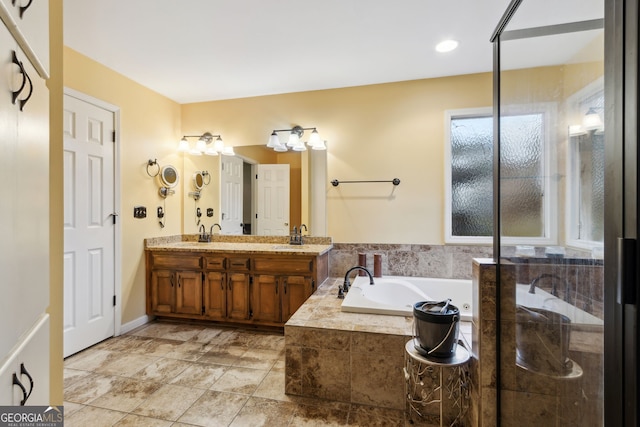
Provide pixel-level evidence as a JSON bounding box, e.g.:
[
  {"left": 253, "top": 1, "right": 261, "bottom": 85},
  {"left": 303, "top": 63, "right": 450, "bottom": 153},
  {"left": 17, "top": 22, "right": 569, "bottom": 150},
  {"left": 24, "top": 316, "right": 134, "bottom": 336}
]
[{"left": 435, "top": 40, "right": 459, "bottom": 53}]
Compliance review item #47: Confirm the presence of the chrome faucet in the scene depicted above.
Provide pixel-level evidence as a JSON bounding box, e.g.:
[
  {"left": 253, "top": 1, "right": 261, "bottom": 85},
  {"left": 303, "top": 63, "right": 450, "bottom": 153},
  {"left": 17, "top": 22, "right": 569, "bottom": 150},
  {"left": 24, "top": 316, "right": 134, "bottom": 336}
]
[
  {"left": 210, "top": 223, "right": 222, "bottom": 235},
  {"left": 289, "top": 225, "right": 304, "bottom": 245},
  {"left": 300, "top": 224, "right": 308, "bottom": 233},
  {"left": 198, "top": 224, "right": 210, "bottom": 242},
  {"left": 342, "top": 266, "right": 374, "bottom": 293}
]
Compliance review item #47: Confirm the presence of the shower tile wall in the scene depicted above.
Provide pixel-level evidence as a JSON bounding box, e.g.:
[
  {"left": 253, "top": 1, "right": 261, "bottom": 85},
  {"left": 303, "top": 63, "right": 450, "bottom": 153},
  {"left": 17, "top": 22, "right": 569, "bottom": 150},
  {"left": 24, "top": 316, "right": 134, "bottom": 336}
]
[
  {"left": 330, "top": 244, "right": 603, "bottom": 321},
  {"left": 473, "top": 259, "right": 604, "bottom": 427},
  {"left": 329, "top": 244, "right": 493, "bottom": 279}
]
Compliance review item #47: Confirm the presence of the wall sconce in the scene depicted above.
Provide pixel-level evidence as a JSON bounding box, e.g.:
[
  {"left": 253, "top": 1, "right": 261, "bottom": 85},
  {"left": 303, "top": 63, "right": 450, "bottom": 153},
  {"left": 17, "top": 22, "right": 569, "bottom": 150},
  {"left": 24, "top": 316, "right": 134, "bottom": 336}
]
[
  {"left": 582, "top": 107, "right": 604, "bottom": 131},
  {"left": 178, "top": 132, "right": 235, "bottom": 156},
  {"left": 266, "top": 125, "right": 326, "bottom": 152}
]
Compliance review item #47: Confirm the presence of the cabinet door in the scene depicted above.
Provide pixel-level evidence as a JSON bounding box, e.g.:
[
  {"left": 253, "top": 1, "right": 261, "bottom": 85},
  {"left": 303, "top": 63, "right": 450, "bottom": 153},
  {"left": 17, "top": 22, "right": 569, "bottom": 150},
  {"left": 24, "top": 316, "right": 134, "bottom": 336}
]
[
  {"left": 0, "top": 22, "right": 19, "bottom": 357},
  {"left": 281, "top": 275, "right": 313, "bottom": 322},
  {"left": 0, "top": 314, "right": 49, "bottom": 406},
  {"left": 150, "top": 270, "right": 174, "bottom": 314},
  {"left": 252, "top": 274, "right": 281, "bottom": 323},
  {"left": 175, "top": 271, "right": 203, "bottom": 315},
  {"left": 0, "top": 32, "right": 49, "bottom": 356},
  {"left": 227, "top": 272, "right": 250, "bottom": 320},
  {"left": 204, "top": 271, "right": 226, "bottom": 319}
]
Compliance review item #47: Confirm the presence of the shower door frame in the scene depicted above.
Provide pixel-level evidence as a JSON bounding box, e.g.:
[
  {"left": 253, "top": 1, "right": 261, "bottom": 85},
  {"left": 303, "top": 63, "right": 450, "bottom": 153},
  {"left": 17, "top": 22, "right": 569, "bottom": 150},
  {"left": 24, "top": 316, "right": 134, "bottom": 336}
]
[{"left": 491, "top": 0, "right": 638, "bottom": 425}]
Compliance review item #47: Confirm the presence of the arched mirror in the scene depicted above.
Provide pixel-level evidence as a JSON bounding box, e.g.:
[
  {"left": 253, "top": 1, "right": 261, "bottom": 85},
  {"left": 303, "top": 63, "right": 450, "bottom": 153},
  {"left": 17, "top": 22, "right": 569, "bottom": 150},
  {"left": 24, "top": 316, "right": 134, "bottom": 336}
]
[{"left": 160, "top": 165, "right": 179, "bottom": 188}]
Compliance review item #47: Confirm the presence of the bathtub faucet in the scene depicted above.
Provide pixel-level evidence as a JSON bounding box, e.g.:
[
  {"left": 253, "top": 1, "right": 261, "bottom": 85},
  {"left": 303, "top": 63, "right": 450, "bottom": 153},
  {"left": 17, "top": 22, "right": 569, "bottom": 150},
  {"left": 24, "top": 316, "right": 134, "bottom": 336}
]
[
  {"left": 342, "top": 266, "right": 375, "bottom": 293},
  {"left": 528, "top": 273, "right": 571, "bottom": 304}
]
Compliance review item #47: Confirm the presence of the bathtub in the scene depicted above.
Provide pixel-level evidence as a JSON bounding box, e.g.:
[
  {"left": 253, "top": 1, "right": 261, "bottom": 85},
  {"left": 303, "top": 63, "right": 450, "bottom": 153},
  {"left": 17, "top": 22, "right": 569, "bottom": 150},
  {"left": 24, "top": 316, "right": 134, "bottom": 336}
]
[
  {"left": 516, "top": 284, "right": 603, "bottom": 325},
  {"left": 341, "top": 275, "right": 473, "bottom": 321}
]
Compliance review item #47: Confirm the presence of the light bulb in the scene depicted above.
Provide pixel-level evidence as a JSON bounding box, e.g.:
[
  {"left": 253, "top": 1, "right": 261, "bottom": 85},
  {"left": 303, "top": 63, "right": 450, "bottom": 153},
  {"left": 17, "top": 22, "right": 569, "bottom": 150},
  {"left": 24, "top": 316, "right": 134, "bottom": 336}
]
[
  {"left": 195, "top": 138, "right": 207, "bottom": 153},
  {"left": 178, "top": 137, "right": 190, "bottom": 152},
  {"left": 267, "top": 132, "right": 280, "bottom": 148},
  {"left": 312, "top": 140, "right": 327, "bottom": 150},
  {"left": 287, "top": 132, "right": 300, "bottom": 147},
  {"left": 214, "top": 136, "right": 225, "bottom": 152},
  {"left": 308, "top": 129, "right": 321, "bottom": 147}
]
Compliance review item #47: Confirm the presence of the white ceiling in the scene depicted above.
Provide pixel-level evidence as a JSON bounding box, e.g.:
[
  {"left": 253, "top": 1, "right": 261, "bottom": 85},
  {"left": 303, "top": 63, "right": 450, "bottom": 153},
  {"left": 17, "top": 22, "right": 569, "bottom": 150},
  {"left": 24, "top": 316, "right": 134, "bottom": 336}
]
[{"left": 63, "top": 0, "right": 603, "bottom": 104}]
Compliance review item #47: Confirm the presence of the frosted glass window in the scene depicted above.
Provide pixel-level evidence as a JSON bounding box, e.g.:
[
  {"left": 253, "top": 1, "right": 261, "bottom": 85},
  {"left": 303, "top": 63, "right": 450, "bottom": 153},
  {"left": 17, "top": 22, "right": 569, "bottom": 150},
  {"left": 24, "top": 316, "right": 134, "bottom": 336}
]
[
  {"left": 450, "top": 116, "right": 494, "bottom": 237},
  {"left": 447, "top": 111, "right": 549, "bottom": 243}
]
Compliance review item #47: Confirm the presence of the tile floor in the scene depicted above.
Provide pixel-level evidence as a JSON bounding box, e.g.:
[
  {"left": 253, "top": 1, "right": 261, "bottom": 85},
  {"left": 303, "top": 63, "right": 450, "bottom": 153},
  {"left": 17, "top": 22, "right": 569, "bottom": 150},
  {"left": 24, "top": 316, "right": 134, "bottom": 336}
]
[{"left": 64, "top": 321, "right": 407, "bottom": 426}]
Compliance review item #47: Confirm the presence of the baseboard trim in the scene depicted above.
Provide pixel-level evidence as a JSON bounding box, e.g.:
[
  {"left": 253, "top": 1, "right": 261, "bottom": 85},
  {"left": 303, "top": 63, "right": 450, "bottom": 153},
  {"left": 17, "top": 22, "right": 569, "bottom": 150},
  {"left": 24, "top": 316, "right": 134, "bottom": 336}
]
[{"left": 119, "top": 315, "right": 151, "bottom": 335}]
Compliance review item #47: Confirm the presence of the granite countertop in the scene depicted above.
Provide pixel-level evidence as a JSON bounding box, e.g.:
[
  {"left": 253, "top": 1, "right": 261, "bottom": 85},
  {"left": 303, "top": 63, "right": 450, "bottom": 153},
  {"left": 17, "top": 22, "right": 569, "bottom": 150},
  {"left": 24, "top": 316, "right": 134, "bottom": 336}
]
[{"left": 145, "top": 235, "right": 333, "bottom": 256}]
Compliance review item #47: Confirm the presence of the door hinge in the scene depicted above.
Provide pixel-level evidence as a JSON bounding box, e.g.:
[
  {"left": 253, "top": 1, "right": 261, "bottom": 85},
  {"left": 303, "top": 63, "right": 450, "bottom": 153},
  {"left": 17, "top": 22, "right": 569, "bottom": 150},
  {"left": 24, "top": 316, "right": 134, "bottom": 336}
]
[
  {"left": 111, "top": 212, "right": 118, "bottom": 224},
  {"left": 255, "top": 213, "right": 258, "bottom": 219},
  {"left": 255, "top": 174, "right": 258, "bottom": 180},
  {"left": 249, "top": 276, "right": 253, "bottom": 285},
  {"left": 112, "top": 130, "right": 116, "bottom": 142},
  {"left": 113, "top": 295, "right": 116, "bottom": 306}
]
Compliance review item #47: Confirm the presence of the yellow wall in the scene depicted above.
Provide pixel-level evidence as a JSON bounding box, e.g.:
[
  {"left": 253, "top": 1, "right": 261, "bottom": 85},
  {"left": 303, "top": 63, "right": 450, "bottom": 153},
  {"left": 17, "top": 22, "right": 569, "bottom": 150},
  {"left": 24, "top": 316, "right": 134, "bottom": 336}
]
[
  {"left": 63, "top": 47, "right": 183, "bottom": 326},
  {"left": 61, "top": 49, "right": 494, "bottom": 344},
  {"left": 49, "top": 0, "right": 63, "bottom": 406},
  {"left": 181, "top": 73, "right": 493, "bottom": 244}
]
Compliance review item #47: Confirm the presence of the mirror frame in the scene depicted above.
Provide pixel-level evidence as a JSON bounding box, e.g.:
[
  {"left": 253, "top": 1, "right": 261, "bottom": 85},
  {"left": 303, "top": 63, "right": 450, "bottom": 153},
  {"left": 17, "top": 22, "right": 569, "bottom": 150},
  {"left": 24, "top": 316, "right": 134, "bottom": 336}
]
[{"left": 160, "top": 164, "right": 179, "bottom": 188}]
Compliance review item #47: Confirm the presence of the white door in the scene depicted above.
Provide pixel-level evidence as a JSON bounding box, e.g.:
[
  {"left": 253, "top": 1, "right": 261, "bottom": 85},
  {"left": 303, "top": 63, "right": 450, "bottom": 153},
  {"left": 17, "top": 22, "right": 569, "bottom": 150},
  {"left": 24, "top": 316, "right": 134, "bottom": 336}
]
[
  {"left": 256, "top": 164, "right": 290, "bottom": 235},
  {"left": 220, "top": 155, "right": 243, "bottom": 234},
  {"left": 63, "top": 93, "right": 116, "bottom": 357}
]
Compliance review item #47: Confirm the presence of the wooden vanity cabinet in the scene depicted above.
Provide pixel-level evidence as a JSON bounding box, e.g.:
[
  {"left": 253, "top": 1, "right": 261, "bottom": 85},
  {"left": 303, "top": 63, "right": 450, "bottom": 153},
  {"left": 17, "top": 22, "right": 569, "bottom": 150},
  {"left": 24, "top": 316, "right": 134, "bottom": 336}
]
[
  {"left": 252, "top": 274, "right": 314, "bottom": 323},
  {"left": 252, "top": 275, "right": 281, "bottom": 323},
  {"left": 203, "top": 271, "right": 226, "bottom": 319},
  {"left": 226, "top": 272, "right": 251, "bottom": 320},
  {"left": 281, "top": 275, "right": 314, "bottom": 321},
  {"left": 150, "top": 270, "right": 174, "bottom": 313},
  {"left": 148, "top": 253, "right": 201, "bottom": 317},
  {"left": 146, "top": 249, "right": 328, "bottom": 327},
  {"left": 175, "top": 271, "right": 203, "bottom": 315}
]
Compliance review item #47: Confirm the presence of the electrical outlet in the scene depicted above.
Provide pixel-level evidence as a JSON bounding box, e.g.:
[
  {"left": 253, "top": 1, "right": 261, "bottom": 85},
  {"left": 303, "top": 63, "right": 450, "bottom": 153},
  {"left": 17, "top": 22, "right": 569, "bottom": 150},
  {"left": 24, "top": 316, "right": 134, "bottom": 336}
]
[
  {"left": 133, "top": 206, "right": 147, "bottom": 218},
  {"left": 207, "top": 208, "right": 214, "bottom": 217}
]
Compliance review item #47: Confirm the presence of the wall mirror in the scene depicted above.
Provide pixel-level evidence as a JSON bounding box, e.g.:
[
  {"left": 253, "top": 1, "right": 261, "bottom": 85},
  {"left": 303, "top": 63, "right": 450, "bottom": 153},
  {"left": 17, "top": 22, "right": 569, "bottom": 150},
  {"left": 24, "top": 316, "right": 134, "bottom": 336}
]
[
  {"left": 160, "top": 164, "right": 179, "bottom": 188},
  {"left": 196, "top": 145, "right": 326, "bottom": 236},
  {"left": 193, "top": 171, "right": 206, "bottom": 190}
]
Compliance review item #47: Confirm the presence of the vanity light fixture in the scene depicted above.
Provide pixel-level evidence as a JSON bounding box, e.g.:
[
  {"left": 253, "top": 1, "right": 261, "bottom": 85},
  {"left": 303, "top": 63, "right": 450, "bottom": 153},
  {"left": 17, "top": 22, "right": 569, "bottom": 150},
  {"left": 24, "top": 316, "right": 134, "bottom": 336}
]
[
  {"left": 570, "top": 106, "right": 604, "bottom": 135},
  {"left": 267, "top": 125, "right": 326, "bottom": 152},
  {"left": 435, "top": 39, "right": 459, "bottom": 53},
  {"left": 178, "top": 132, "right": 235, "bottom": 156}
]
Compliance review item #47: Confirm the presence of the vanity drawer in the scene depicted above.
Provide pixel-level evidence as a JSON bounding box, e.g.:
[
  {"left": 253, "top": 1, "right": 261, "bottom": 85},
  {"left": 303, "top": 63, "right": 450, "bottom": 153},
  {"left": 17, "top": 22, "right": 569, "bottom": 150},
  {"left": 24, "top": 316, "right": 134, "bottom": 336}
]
[
  {"left": 204, "top": 256, "right": 226, "bottom": 270},
  {"left": 227, "top": 257, "right": 250, "bottom": 271},
  {"left": 253, "top": 257, "right": 313, "bottom": 274},
  {"left": 152, "top": 253, "right": 201, "bottom": 269}
]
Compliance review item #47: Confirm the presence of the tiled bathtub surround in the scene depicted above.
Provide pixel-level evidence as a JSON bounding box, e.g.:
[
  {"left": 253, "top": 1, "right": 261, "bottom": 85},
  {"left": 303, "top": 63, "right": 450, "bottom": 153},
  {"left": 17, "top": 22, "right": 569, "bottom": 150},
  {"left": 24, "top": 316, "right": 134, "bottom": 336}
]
[
  {"left": 329, "top": 243, "right": 493, "bottom": 280},
  {"left": 285, "top": 278, "right": 473, "bottom": 419},
  {"left": 64, "top": 321, "right": 407, "bottom": 426}
]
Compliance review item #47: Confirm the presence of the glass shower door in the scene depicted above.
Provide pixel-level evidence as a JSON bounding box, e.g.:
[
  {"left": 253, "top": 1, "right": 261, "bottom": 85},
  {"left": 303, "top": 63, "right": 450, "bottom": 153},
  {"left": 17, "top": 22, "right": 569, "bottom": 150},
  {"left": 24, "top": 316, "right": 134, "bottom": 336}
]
[{"left": 492, "top": 0, "right": 608, "bottom": 425}]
